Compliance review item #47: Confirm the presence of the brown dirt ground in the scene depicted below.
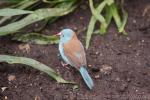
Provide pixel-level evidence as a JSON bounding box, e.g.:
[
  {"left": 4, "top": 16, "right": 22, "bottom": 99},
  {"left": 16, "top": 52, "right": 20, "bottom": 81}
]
[{"left": 0, "top": 0, "right": 150, "bottom": 100}]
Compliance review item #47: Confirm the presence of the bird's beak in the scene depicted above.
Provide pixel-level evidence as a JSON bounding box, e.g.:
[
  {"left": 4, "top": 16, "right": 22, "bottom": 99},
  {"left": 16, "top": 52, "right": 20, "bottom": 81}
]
[{"left": 55, "top": 32, "right": 61, "bottom": 36}]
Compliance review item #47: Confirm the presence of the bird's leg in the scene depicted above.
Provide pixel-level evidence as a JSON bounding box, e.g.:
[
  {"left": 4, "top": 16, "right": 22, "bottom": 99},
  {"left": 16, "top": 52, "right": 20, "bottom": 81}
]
[
  {"left": 58, "top": 53, "right": 69, "bottom": 69},
  {"left": 61, "top": 61, "right": 70, "bottom": 69}
]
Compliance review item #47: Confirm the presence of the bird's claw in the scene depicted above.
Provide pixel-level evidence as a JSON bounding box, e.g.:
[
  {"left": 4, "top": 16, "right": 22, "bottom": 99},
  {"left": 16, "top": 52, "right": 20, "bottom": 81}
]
[{"left": 61, "top": 61, "right": 69, "bottom": 69}]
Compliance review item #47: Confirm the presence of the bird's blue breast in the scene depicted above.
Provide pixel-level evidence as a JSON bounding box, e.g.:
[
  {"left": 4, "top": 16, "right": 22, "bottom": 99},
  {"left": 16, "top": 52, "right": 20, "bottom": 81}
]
[{"left": 59, "top": 42, "right": 70, "bottom": 64}]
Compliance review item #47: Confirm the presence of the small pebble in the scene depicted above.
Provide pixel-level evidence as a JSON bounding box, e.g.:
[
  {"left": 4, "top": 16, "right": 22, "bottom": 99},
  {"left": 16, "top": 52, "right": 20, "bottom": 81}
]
[
  {"left": 30, "top": 83, "right": 33, "bottom": 86},
  {"left": 80, "top": 17, "right": 83, "bottom": 20},
  {"left": 126, "top": 37, "right": 130, "bottom": 41},
  {"left": 129, "top": 45, "right": 132, "bottom": 48},
  {"left": 18, "top": 44, "right": 30, "bottom": 53},
  {"left": 94, "top": 75, "right": 100, "bottom": 79},
  {"left": 95, "top": 51, "right": 99, "bottom": 55},
  {"left": 88, "top": 65, "right": 92, "bottom": 67},
  {"left": 100, "top": 53, "right": 103, "bottom": 56},
  {"left": 73, "top": 27, "right": 77, "bottom": 31},
  {"left": 8, "top": 75, "right": 16, "bottom": 81},
  {"left": 4, "top": 96, "right": 8, "bottom": 100},
  {"left": 133, "top": 19, "right": 136, "bottom": 24},
  {"left": 115, "top": 77, "right": 120, "bottom": 81},
  {"left": 135, "top": 89, "right": 138, "bottom": 92},
  {"left": 100, "top": 64, "right": 112, "bottom": 75},
  {"left": 35, "top": 95, "right": 40, "bottom": 100},
  {"left": 1, "top": 87, "right": 8, "bottom": 92},
  {"left": 127, "top": 78, "right": 131, "bottom": 82}
]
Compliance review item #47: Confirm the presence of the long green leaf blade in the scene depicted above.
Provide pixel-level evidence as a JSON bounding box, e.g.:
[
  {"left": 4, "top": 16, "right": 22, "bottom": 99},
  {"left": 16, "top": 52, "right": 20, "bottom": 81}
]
[
  {"left": 105, "top": 0, "right": 114, "bottom": 5},
  {"left": 13, "top": 33, "right": 59, "bottom": 44},
  {"left": 0, "top": 8, "right": 33, "bottom": 16},
  {"left": 86, "top": 1, "right": 106, "bottom": 49},
  {"left": 0, "top": 0, "right": 24, "bottom": 3},
  {"left": 99, "top": 5, "right": 113, "bottom": 34},
  {"left": 119, "top": 6, "right": 128, "bottom": 35},
  {"left": 0, "top": 7, "right": 75, "bottom": 36},
  {"left": 89, "top": 0, "right": 107, "bottom": 27},
  {"left": 0, "top": 55, "right": 74, "bottom": 84},
  {"left": 0, "top": 0, "right": 40, "bottom": 25},
  {"left": 110, "top": 3, "right": 122, "bottom": 29},
  {"left": 86, "top": 17, "right": 96, "bottom": 49}
]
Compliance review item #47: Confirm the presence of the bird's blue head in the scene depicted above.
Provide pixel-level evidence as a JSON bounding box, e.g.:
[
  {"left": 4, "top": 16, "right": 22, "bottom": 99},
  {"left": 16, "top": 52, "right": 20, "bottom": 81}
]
[{"left": 57, "top": 29, "right": 75, "bottom": 43}]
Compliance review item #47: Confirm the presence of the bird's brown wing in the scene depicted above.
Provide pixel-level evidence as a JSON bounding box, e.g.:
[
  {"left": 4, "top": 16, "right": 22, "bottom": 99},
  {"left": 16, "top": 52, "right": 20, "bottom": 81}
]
[{"left": 63, "top": 36, "right": 86, "bottom": 69}]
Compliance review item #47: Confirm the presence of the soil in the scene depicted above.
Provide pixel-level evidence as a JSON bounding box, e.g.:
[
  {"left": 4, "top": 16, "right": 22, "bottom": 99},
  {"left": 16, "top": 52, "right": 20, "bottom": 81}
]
[{"left": 0, "top": 0, "right": 150, "bottom": 100}]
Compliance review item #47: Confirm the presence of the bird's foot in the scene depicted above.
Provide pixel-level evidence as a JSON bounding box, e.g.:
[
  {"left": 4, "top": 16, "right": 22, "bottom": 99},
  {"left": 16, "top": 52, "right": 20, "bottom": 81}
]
[{"left": 61, "top": 61, "right": 69, "bottom": 69}]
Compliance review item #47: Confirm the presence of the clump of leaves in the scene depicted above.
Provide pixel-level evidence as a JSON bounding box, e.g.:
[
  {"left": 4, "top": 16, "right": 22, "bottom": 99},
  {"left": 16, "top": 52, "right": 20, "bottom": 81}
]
[
  {"left": 0, "top": 0, "right": 78, "bottom": 84},
  {"left": 0, "top": 0, "right": 78, "bottom": 44},
  {"left": 86, "top": 0, "right": 128, "bottom": 49},
  {"left": 0, "top": 0, "right": 128, "bottom": 87}
]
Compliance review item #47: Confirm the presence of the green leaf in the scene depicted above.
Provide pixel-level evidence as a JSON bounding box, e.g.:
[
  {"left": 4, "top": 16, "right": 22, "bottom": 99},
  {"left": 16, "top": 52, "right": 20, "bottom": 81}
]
[
  {"left": 0, "top": 7, "right": 75, "bottom": 36},
  {"left": 11, "top": 0, "right": 40, "bottom": 9},
  {"left": 86, "top": 17, "right": 96, "bottom": 49},
  {"left": 0, "top": 0, "right": 40, "bottom": 25},
  {"left": 119, "top": 11, "right": 128, "bottom": 35},
  {"left": 86, "top": 1, "right": 106, "bottom": 49},
  {"left": 42, "top": 0, "right": 71, "bottom": 4},
  {"left": 110, "top": 3, "right": 128, "bottom": 35},
  {"left": 99, "top": 5, "right": 113, "bottom": 34},
  {"left": 0, "top": 0, "right": 25, "bottom": 3},
  {"left": 110, "top": 3, "right": 122, "bottom": 30},
  {"left": 13, "top": 33, "right": 59, "bottom": 44},
  {"left": 105, "top": 0, "right": 114, "bottom": 5},
  {"left": 0, "top": 8, "right": 33, "bottom": 17},
  {"left": 89, "top": 0, "right": 107, "bottom": 27},
  {"left": 0, "top": 55, "right": 75, "bottom": 84}
]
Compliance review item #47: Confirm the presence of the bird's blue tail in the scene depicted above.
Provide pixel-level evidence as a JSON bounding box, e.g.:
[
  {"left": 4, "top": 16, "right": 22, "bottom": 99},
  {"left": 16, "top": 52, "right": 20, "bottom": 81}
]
[{"left": 79, "top": 67, "right": 94, "bottom": 89}]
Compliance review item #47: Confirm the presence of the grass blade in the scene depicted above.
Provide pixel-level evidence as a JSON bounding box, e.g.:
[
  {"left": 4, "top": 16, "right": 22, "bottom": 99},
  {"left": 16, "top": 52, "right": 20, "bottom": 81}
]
[
  {"left": 0, "top": 55, "right": 74, "bottom": 83},
  {"left": 119, "top": 0, "right": 128, "bottom": 35},
  {"left": 89, "top": 0, "right": 107, "bottom": 27},
  {"left": 0, "top": 7, "right": 75, "bottom": 36},
  {"left": 119, "top": 10, "right": 128, "bottom": 35},
  {"left": 0, "top": 8, "right": 33, "bottom": 17},
  {"left": 0, "top": 0, "right": 24, "bottom": 3},
  {"left": 0, "top": 0, "right": 40, "bottom": 25},
  {"left": 105, "top": 0, "right": 114, "bottom": 5},
  {"left": 15, "top": 0, "right": 40, "bottom": 9},
  {"left": 42, "top": 0, "right": 71, "bottom": 4},
  {"left": 110, "top": 3, "right": 128, "bottom": 35},
  {"left": 86, "top": 1, "right": 106, "bottom": 49},
  {"left": 110, "top": 3, "right": 122, "bottom": 30},
  {"left": 0, "top": 17, "right": 10, "bottom": 25},
  {"left": 99, "top": 5, "right": 113, "bottom": 34},
  {"left": 13, "top": 33, "right": 59, "bottom": 44},
  {"left": 86, "top": 17, "right": 96, "bottom": 49}
]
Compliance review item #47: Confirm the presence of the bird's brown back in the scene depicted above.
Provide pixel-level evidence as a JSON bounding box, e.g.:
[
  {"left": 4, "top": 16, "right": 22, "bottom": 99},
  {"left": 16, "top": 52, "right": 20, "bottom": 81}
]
[{"left": 63, "top": 33, "right": 87, "bottom": 69}]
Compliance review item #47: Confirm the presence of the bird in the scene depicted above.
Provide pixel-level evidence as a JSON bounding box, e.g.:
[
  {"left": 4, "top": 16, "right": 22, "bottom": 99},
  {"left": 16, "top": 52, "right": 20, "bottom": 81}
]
[{"left": 56, "top": 28, "right": 94, "bottom": 89}]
